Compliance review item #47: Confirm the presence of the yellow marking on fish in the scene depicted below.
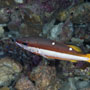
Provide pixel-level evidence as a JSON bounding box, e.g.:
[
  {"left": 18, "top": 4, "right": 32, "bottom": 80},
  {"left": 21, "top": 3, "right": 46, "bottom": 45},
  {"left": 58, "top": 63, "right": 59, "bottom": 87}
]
[{"left": 68, "top": 45, "right": 82, "bottom": 53}]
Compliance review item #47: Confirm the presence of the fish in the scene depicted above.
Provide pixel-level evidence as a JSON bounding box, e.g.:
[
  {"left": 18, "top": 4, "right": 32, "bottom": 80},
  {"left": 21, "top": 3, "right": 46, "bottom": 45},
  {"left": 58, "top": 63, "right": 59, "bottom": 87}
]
[{"left": 15, "top": 37, "right": 90, "bottom": 63}]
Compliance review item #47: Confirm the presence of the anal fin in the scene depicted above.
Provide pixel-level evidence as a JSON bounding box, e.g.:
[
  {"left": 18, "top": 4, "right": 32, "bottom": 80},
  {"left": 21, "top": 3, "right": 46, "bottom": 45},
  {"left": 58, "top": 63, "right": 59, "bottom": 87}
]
[{"left": 70, "top": 60, "right": 78, "bottom": 62}]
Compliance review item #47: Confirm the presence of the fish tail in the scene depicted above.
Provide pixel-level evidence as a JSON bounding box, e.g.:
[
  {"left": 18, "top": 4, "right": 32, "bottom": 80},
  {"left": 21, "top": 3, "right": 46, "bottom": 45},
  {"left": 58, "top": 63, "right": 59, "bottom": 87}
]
[{"left": 85, "top": 54, "right": 90, "bottom": 63}]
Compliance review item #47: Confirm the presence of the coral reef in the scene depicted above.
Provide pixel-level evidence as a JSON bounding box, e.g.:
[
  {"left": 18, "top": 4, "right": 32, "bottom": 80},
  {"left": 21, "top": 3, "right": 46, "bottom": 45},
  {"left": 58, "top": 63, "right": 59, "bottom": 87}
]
[{"left": 0, "top": 0, "right": 90, "bottom": 90}]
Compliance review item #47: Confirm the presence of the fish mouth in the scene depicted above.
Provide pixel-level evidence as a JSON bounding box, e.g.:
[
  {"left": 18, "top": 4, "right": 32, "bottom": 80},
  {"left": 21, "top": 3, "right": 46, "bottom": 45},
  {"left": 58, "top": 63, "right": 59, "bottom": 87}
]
[{"left": 16, "top": 40, "right": 28, "bottom": 46}]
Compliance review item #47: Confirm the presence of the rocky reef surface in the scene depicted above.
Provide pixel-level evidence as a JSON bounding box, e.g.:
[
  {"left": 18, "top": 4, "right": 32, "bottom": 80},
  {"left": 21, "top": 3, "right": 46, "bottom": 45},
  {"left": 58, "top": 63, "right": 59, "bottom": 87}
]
[{"left": 0, "top": 0, "right": 90, "bottom": 90}]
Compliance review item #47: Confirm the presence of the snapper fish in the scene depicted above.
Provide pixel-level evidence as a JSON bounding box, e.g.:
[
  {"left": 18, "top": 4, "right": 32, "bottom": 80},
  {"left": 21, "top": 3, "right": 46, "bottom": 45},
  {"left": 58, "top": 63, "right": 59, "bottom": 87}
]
[{"left": 15, "top": 37, "right": 90, "bottom": 63}]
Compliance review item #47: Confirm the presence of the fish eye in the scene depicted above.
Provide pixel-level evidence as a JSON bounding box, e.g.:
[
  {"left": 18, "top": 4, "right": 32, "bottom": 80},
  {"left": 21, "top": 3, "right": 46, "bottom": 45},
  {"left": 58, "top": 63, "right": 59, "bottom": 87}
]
[
  {"left": 69, "top": 47, "right": 73, "bottom": 51},
  {"left": 52, "top": 42, "right": 55, "bottom": 45},
  {"left": 22, "top": 42, "right": 28, "bottom": 46}
]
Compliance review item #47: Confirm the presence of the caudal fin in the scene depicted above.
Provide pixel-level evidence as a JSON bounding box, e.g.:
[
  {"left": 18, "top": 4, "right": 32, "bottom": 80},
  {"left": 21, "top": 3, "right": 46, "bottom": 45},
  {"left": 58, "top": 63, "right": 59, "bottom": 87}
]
[{"left": 85, "top": 54, "right": 90, "bottom": 63}]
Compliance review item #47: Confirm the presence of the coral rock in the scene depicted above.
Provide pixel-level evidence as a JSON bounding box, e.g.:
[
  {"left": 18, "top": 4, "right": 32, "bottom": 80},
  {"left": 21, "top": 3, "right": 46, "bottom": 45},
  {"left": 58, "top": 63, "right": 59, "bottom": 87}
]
[
  {"left": 57, "top": 3, "right": 90, "bottom": 24},
  {"left": 0, "top": 57, "right": 22, "bottom": 86},
  {"left": 15, "top": 75, "right": 38, "bottom": 90},
  {"left": 0, "top": 87, "right": 10, "bottom": 90},
  {"left": 30, "top": 64, "right": 61, "bottom": 90},
  {"left": 41, "top": 18, "right": 73, "bottom": 42},
  {"left": 19, "top": 23, "right": 42, "bottom": 37},
  {"left": 14, "top": 0, "right": 24, "bottom": 4},
  {"left": 0, "top": 26, "right": 4, "bottom": 37}
]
